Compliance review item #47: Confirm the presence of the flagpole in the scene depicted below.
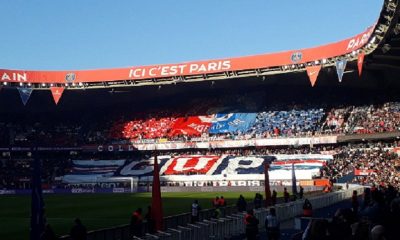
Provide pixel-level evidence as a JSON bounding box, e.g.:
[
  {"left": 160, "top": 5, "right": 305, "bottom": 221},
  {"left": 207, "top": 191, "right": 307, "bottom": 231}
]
[
  {"left": 30, "top": 139, "right": 45, "bottom": 240},
  {"left": 151, "top": 145, "right": 163, "bottom": 231},
  {"left": 264, "top": 162, "right": 271, "bottom": 208},
  {"left": 291, "top": 163, "right": 298, "bottom": 197}
]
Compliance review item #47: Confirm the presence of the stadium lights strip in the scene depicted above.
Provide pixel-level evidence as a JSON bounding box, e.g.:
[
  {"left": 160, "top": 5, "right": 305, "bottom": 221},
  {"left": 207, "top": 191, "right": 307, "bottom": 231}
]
[{"left": 0, "top": 0, "right": 397, "bottom": 90}]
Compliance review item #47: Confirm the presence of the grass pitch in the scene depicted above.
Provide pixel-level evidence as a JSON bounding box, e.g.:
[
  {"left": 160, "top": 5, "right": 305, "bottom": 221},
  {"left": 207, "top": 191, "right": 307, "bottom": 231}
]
[{"left": 0, "top": 191, "right": 276, "bottom": 240}]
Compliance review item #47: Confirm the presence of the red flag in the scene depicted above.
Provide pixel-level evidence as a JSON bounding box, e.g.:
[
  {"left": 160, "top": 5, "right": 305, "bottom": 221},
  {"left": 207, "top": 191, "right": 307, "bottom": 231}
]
[
  {"left": 50, "top": 87, "right": 65, "bottom": 105},
  {"left": 306, "top": 65, "right": 321, "bottom": 87},
  {"left": 357, "top": 53, "right": 365, "bottom": 77},
  {"left": 151, "top": 154, "right": 163, "bottom": 231}
]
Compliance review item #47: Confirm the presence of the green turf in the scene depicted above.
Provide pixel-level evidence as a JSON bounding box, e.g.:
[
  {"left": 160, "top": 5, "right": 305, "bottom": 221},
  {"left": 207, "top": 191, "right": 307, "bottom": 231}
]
[{"left": 0, "top": 191, "right": 278, "bottom": 240}]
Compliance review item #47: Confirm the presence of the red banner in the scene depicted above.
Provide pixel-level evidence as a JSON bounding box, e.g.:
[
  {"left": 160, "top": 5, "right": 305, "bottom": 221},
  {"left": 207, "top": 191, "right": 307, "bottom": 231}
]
[
  {"left": 50, "top": 87, "right": 65, "bottom": 105},
  {"left": 306, "top": 65, "right": 322, "bottom": 87},
  {"left": 0, "top": 26, "right": 374, "bottom": 84},
  {"left": 357, "top": 52, "right": 365, "bottom": 76},
  {"left": 169, "top": 116, "right": 213, "bottom": 137}
]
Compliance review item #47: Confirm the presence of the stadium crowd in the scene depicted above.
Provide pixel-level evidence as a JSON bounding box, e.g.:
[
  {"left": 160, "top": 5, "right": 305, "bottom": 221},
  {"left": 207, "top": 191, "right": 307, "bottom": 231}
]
[{"left": 0, "top": 100, "right": 400, "bottom": 147}]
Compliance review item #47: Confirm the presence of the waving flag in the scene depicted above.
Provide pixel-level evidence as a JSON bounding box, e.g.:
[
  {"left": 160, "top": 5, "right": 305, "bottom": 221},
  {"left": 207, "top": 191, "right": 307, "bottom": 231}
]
[
  {"left": 209, "top": 113, "right": 257, "bottom": 133},
  {"left": 169, "top": 116, "right": 213, "bottom": 137}
]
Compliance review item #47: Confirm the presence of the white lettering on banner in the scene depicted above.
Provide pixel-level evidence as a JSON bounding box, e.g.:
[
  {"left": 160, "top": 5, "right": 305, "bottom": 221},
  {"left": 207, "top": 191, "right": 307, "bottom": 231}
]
[
  {"left": 71, "top": 188, "right": 95, "bottom": 194},
  {"left": 1, "top": 72, "right": 27, "bottom": 82},
  {"left": 112, "top": 188, "right": 125, "bottom": 193},
  {"left": 163, "top": 156, "right": 220, "bottom": 175},
  {"left": 346, "top": 28, "right": 373, "bottom": 50},
  {"left": 219, "top": 181, "right": 260, "bottom": 186},
  {"left": 119, "top": 161, "right": 153, "bottom": 176},
  {"left": 96, "top": 145, "right": 135, "bottom": 152},
  {"left": 188, "top": 123, "right": 208, "bottom": 132},
  {"left": 128, "top": 60, "right": 231, "bottom": 79},
  {"left": 221, "top": 157, "right": 265, "bottom": 175},
  {"left": 173, "top": 158, "right": 208, "bottom": 171}
]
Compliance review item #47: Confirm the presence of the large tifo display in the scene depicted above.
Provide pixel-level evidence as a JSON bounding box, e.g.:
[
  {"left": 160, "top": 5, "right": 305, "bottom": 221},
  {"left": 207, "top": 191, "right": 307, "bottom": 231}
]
[{"left": 62, "top": 154, "right": 332, "bottom": 183}]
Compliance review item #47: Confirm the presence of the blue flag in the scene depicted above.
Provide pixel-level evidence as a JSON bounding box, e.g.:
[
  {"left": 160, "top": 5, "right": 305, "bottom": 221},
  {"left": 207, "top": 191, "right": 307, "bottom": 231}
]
[
  {"left": 209, "top": 113, "right": 257, "bottom": 134},
  {"left": 30, "top": 156, "right": 45, "bottom": 240},
  {"left": 18, "top": 87, "right": 33, "bottom": 106},
  {"left": 291, "top": 163, "right": 298, "bottom": 196},
  {"left": 335, "top": 59, "right": 347, "bottom": 83}
]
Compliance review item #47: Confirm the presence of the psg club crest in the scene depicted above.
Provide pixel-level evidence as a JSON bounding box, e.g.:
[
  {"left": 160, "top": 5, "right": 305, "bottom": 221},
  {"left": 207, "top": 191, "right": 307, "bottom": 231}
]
[
  {"left": 65, "top": 72, "right": 76, "bottom": 82},
  {"left": 291, "top": 52, "right": 303, "bottom": 63}
]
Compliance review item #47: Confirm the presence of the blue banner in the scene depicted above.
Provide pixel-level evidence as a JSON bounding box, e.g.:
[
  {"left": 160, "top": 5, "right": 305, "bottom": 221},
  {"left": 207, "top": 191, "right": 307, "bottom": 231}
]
[
  {"left": 209, "top": 113, "right": 257, "bottom": 134},
  {"left": 17, "top": 87, "right": 33, "bottom": 106}
]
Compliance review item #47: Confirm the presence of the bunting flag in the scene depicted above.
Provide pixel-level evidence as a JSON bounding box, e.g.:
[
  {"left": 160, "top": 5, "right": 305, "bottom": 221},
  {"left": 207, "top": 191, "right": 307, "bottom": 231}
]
[
  {"left": 291, "top": 163, "right": 298, "bottom": 196},
  {"left": 335, "top": 59, "right": 347, "bottom": 82},
  {"left": 305, "top": 65, "right": 322, "bottom": 87},
  {"left": 30, "top": 154, "right": 45, "bottom": 240},
  {"left": 151, "top": 154, "right": 163, "bottom": 231},
  {"left": 50, "top": 87, "right": 65, "bottom": 105},
  {"left": 17, "top": 87, "right": 33, "bottom": 106},
  {"left": 357, "top": 53, "right": 365, "bottom": 77}
]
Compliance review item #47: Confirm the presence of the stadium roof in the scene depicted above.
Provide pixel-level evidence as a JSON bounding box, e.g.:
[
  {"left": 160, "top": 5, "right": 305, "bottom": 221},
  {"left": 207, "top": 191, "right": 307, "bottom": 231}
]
[{"left": 0, "top": 0, "right": 399, "bottom": 90}]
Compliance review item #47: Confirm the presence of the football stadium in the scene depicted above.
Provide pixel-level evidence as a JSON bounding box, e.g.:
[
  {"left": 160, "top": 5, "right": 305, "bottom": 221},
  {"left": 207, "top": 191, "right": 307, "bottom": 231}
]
[{"left": 1, "top": 1, "right": 400, "bottom": 240}]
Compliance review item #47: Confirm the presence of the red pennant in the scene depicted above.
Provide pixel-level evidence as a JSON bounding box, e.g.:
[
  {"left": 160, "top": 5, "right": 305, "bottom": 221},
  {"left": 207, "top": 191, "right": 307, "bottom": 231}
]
[
  {"left": 50, "top": 87, "right": 65, "bottom": 105},
  {"left": 151, "top": 154, "right": 163, "bottom": 231},
  {"left": 306, "top": 65, "right": 321, "bottom": 87},
  {"left": 357, "top": 53, "right": 365, "bottom": 77}
]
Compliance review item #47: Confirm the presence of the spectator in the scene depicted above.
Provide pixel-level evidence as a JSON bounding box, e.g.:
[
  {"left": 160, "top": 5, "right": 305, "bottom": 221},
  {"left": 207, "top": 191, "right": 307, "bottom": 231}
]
[
  {"left": 299, "top": 186, "right": 304, "bottom": 199},
  {"left": 254, "top": 193, "right": 263, "bottom": 209},
  {"left": 328, "top": 208, "right": 353, "bottom": 240},
  {"left": 70, "top": 218, "right": 87, "bottom": 240},
  {"left": 302, "top": 199, "right": 313, "bottom": 217},
  {"left": 213, "top": 196, "right": 220, "bottom": 208},
  {"left": 145, "top": 206, "right": 155, "bottom": 234},
  {"left": 236, "top": 195, "right": 247, "bottom": 212},
  {"left": 212, "top": 207, "right": 221, "bottom": 219},
  {"left": 265, "top": 208, "right": 280, "bottom": 240},
  {"left": 352, "top": 190, "right": 359, "bottom": 215},
  {"left": 218, "top": 196, "right": 227, "bottom": 207},
  {"left": 283, "top": 188, "right": 289, "bottom": 203},
  {"left": 271, "top": 190, "right": 277, "bottom": 206},
  {"left": 130, "top": 208, "right": 143, "bottom": 237},
  {"left": 41, "top": 224, "right": 57, "bottom": 240},
  {"left": 302, "top": 219, "right": 329, "bottom": 240},
  {"left": 245, "top": 209, "right": 259, "bottom": 240},
  {"left": 191, "top": 200, "right": 201, "bottom": 223}
]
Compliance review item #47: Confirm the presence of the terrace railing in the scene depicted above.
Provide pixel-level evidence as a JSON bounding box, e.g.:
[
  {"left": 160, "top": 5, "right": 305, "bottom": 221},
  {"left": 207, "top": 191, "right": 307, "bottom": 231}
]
[{"left": 59, "top": 186, "right": 363, "bottom": 240}]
